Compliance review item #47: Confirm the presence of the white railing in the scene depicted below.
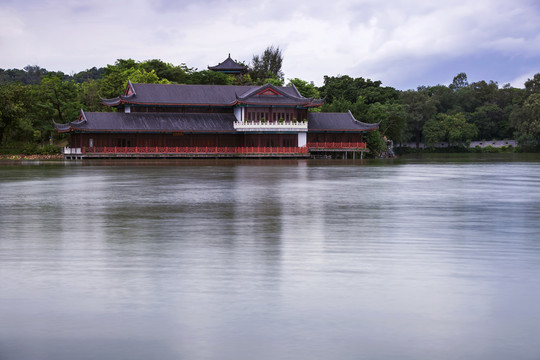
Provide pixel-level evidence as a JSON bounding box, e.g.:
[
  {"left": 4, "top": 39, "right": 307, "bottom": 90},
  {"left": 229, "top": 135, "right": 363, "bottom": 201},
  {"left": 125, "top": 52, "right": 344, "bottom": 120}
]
[
  {"left": 63, "top": 147, "right": 82, "bottom": 154},
  {"left": 234, "top": 120, "right": 308, "bottom": 132}
]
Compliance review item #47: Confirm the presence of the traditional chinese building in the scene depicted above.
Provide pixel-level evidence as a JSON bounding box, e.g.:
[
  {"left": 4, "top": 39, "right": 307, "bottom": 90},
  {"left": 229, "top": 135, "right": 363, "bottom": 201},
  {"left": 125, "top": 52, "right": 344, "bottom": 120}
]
[
  {"left": 208, "top": 54, "right": 248, "bottom": 75},
  {"left": 55, "top": 68, "right": 378, "bottom": 159}
]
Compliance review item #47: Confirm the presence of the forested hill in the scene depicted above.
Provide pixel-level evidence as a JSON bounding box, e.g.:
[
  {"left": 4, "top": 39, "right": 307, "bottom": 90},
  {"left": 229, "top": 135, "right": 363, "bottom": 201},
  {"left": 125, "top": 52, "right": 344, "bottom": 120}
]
[
  {"left": 0, "top": 65, "right": 105, "bottom": 85},
  {"left": 1, "top": 58, "right": 539, "bottom": 155}
]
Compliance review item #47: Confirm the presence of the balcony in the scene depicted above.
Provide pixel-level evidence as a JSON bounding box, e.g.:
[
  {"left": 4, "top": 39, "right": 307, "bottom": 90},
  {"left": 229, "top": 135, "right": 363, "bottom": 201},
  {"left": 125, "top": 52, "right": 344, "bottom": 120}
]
[
  {"left": 233, "top": 120, "right": 308, "bottom": 132},
  {"left": 62, "top": 147, "right": 82, "bottom": 154}
]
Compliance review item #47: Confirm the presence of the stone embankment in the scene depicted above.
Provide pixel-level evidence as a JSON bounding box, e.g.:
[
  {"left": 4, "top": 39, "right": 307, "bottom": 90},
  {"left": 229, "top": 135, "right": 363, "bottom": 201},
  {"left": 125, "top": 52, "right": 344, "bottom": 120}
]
[{"left": 398, "top": 140, "right": 517, "bottom": 149}]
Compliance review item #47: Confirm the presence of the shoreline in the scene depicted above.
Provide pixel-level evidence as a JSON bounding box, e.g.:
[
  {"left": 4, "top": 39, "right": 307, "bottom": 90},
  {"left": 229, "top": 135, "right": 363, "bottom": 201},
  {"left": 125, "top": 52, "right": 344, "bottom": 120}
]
[{"left": 0, "top": 154, "right": 64, "bottom": 161}]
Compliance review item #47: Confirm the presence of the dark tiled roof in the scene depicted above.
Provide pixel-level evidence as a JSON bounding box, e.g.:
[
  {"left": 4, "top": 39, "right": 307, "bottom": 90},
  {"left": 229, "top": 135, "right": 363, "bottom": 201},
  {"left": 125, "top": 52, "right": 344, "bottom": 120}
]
[
  {"left": 124, "top": 83, "right": 249, "bottom": 105},
  {"left": 100, "top": 83, "right": 322, "bottom": 107},
  {"left": 208, "top": 54, "right": 248, "bottom": 72},
  {"left": 236, "top": 83, "right": 315, "bottom": 106},
  {"left": 54, "top": 111, "right": 236, "bottom": 133},
  {"left": 308, "top": 111, "right": 379, "bottom": 132}
]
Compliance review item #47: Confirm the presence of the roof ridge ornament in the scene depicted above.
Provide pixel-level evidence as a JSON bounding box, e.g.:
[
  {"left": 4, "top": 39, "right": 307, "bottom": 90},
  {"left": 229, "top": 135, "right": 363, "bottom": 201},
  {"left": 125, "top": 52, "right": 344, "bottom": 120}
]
[
  {"left": 80, "top": 109, "right": 88, "bottom": 123},
  {"left": 290, "top": 83, "right": 301, "bottom": 97},
  {"left": 125, "top": 80, "right": 136, "bottom": 97}
]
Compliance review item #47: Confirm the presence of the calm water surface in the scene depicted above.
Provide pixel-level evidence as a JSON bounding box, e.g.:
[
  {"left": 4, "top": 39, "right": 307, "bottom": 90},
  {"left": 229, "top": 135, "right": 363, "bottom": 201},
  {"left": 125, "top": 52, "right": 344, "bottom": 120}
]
[{"left": 1, "top": 155, "right": 540, "bottom": 360}]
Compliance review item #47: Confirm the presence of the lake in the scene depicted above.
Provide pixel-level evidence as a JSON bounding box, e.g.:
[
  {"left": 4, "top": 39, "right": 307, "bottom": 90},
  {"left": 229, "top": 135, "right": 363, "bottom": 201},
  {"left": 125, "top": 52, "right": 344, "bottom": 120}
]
[{"left": 1, "top": 155, "right": 539, "bottom": 360}]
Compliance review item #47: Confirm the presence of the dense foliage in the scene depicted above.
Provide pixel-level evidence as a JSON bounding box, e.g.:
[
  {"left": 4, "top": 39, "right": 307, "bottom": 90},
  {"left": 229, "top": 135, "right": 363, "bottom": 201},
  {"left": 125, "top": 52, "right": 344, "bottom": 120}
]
[
  {"left": 250, "top": 46, "right": 284, "bottom": 85},
  {"left": 1, "top": 53, "right": 539, "bottom": 155},
  {"left": 318, "top": 72, "right": 538, "bottom": 155}
]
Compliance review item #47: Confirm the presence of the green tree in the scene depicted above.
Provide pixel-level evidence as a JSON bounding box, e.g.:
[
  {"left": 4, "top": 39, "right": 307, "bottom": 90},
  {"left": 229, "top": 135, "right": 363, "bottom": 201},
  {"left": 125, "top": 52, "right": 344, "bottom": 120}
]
[
  {"left": 128, "top": 69, "right": 170, "bottom": 85},
  {"left": 230, "top": 73, "right": 254, "bottom": 86},
  {"left": 364, "top": 131, "right": 386, "bottom": 157},
  {"left": 401, "top": 90, "right": 438, "bottom": 147},
  {"left": 0, "top": 82, "right": 55, "bottom": 145},
  {"left": 262, "top": 77, "right": 284, "bottom": 87},
  {"left": 423, "top": 115, "right": 447, "bottom": 147},
  {"left": 26, "top": 84, "right": 56, "bottom": 144},
  {"left": 470, "top": 104, "right": 509, "bottom": 140},
  {"left": 79, "top": 80, "right": 106, "bottom": 112},
  {"left": 496, "top": 84, "right": 526, "bottom": 112},
  {"left": 423, "top": 113, "right": 478, "bottom": 147},
  {"left": 0, "top": 83, "right": 26, "bottom": 145},
  {"left": 99, "top": 60, "right": 134, "bottom": 98},
  {"left": 470, "top": 80, "right": 499, "bottom": 107},
  {"left": 510, "top": 93, "right": 540, "bottom": 149},
  {"left": 450, "top": 72, "right": 468, "bottom": 90},
  {"left": 0, "top": 65, "right": 51, "bottom": 85},
  {"left": 321, "top": 96, "right": 353, "bottom": 113},
  {"left": 141, "top": 59, "right": 191, "bottom": 84},
  {"left": 366, "top": 102, "right": 407, "bottom": 142},
  {"left": 40, "top": 74, "right": 82, "bottom": 124},
  {"left": 360, "top": 85, "right": 399, "bottom": 105},
  {"left": 250, "top": 46, "right": 284, "bottom": 83},
  {"left": 99, "top": 59, "right": 171, "bottom": 98},
  {"left": 524, "top": 73, "right": 540, "bottom": 94},
  {"left": 72, "top": 67, "right": 105, "bottom": 83},
  {"left": 113, "top": 59, "right": 139, "bottom": 71},
  {"left": 320, "top": 75, "right": 358, "bottom": 103},
  {"left": 421, "top": 85, "right": 455, "bottom": 114},
  {"left": 188, "top": 70, "right": 232, "bottom": 85},
  {"left": 287, "top": 78, "right": 320, "bottom": 98},
  {"left": 321, "top": 96, "right": 368, "bottom": 118},
  {"left": 452, "top": 86, "right": 477, "bottom": 113},
  {"left": 447, "top": 113, "right": 478, "bottom": 146},
  {"left": 319, "top": 75, "right": 398, "bottom": 105}
]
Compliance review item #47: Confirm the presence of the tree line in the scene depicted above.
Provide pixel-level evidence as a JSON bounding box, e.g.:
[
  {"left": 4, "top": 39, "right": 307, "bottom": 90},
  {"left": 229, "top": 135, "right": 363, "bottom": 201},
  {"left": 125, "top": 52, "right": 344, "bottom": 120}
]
[
  {"left": 318, "top": 72, "right": 540, "bottom": 154},
  {"left": 1, "top": 46, "right": 539, "bottom": 155}
]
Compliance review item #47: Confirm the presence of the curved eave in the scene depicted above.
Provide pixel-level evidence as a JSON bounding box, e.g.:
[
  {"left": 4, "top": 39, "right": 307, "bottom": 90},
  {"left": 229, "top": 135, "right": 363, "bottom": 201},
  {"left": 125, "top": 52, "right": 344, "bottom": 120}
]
[
  {"left": 54, "top": 117, "right": 88, "bottom": 132},
  {"left": 53, "top": 121, "right": 72, "bottom": 132},
  {"left": 237, "top": 100, "right": 321, "bottom": 107},
  {"left": 308, "top": 127, "right": 378, "bottom": 133},
  {"left": 101, "top": 92, "right": 136, "bottom": 106},
  {"left": 67, "top": 127, "right": 237, "bottom": 134},
  {"left": 208, "top": 55, "right": 247, "bottom": 72},
  {"left": 119, "top": 100, "right": 239, "bottom": 107},
  {"left": 207, "top": 67, "right": 247, "bottom": 72},
  {"left": 347, "top": 110, "right": 380, "bottom": 131},
  {"left": 119, "top": 94, "right": 135, "bottom": 101},
  {"left": 100, "top": 97, "right": 122, "bottom": 106}
]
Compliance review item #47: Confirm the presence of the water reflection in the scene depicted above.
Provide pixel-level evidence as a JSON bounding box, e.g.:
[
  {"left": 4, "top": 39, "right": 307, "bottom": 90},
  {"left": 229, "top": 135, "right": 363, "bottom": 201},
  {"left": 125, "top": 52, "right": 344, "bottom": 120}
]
[{"left": 1, "top": 157, "right": 540, "bottom": 360}]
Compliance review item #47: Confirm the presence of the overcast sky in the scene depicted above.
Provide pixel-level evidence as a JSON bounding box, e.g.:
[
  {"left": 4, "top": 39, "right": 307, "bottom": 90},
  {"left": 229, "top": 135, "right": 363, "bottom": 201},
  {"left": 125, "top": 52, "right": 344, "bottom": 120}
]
[{"left": 1, "top": 0, "right": 539, "bottom": 90}]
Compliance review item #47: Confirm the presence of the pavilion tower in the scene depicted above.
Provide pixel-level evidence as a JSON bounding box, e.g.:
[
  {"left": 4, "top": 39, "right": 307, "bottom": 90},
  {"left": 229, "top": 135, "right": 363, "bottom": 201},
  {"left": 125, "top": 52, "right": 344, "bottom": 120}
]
[{"left": 208, "top": 54, "right": 248, "bottom": 75}]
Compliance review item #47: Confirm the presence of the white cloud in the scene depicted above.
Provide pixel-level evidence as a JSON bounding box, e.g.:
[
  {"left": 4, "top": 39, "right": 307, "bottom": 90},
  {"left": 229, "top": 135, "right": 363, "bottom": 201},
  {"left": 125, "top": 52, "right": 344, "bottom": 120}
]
[
  {"left": 508, "top": 72, "right": 536, "bottom": 88},
  {"left": 1, "top": 0, "right": 539, "bottom": 88}
]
